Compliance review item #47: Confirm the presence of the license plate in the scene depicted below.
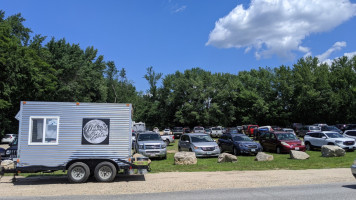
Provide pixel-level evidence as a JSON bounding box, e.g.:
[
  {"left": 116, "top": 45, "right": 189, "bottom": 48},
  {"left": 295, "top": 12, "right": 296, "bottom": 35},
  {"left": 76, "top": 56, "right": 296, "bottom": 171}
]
[
  {"left": 207, "top": 152, "right": 212, "bottom": 154},
  {"left": 251, "top": 149, "right": 256, "bottom": 152},
  {"left": 295, "top": 147, "right": 299, "bottom": 150}
]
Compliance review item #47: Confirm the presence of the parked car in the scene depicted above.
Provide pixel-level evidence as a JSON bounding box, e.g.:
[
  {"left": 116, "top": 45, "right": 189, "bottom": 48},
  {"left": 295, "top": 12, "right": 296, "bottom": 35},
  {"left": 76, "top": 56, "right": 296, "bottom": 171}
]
[
  {"left": 344, "top": 130, "right": 356, "bottom": 140},
  {"left": 297, "top": 125, "right": 320, "bottom": 137},
  {"left": 132, "top": 131, "right": 137, "bottom": 148},
  {"left": 1, "top": 134, "right": 17, "bottom": 144},
  {"left": 352, "top": 159, "right": 356, "bottom": 179},
  {"left": 304, "top": 131, "right": 356, "bottom": 151},
  {"left": 246, "top": 125, "right": 259, "bottom": 137},
  {"left": 259, "top": 131, "right": 306, "bottom": 153},
  {"left": 226, "top": 128, "right": 239, "bottom": 134},
  {"left": 183, "top": 127, "right": 191, "bottom": 134},
  {"left": 282, "top": 128, "right": 296, "bottom": 135},
  {"left": 236, "top": 126, "right": 243, "bottom": 133},
  {"left": 161, "top": 134, "right": 174, "bottom": 146},
  {"left": 193, "top": 126, "right": 205, "bottom": 133},
  {"left": 163, "top": 128, "right": 171, "bottom": 135},
  {"left": 4, "top": 137, "right": 18, "bottom": 160},
  {"left": 178, "top": 133, "right": 220, "bottom": 157},
  {"left": 321, "top": 126, "right": 343, "bottom": 134},
  {"left": 335, "top": 124, "right": 347, "bottom": 132},
  {"left": 292, "top": 123, "right": 303, "bottom": 132},
  {"left": 153, "top": 127, "right": 159, "bottom": 133},
  {"left": 205, "top": 128, "right": 212, "bottom": 135},
  {"left": 0, "top": 147, "right": 5, "bottom": 159},
  {"left": 218, "top": 133, "right": 262, "bottom": 155},
  {"left": 172, "top": 127, "right": 184, "bottom": 139},
  {"left": 345, "top": 124, "right": 356, "bottom": 131},
  {"left": 134, "top": 132, "right": 167, "bottom": 159},
  {"left": 210, "top": 126, "right": 223, "bottom": 137},
  {"left": 313, "top": 123, "right": 328, "bottom": 127}
]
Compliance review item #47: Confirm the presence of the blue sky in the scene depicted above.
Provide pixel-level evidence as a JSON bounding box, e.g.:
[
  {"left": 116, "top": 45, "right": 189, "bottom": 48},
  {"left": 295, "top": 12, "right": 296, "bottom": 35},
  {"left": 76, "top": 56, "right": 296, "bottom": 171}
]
[{"left": 2, "top": 0, "right": 356, "bottom": 92}]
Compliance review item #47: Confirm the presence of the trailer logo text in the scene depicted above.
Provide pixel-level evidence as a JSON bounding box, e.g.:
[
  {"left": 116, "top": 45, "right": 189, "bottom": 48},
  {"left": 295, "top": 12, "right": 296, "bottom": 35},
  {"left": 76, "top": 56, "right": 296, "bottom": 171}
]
[{"left": 82, "top": 118, "right": 110, "bottom": 145}]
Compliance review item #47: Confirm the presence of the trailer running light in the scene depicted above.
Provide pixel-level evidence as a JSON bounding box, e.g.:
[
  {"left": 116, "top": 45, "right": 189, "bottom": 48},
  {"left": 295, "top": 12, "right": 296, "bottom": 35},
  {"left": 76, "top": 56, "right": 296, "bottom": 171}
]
[
  {"left": 23, "top": 101, "right": 26, "bottom": 105},
  {"left": 76, "top": 102, "right": 80, "bottom": 106},
  {"left": 17, "top": 158, "right": 19, "bottom": 163}
]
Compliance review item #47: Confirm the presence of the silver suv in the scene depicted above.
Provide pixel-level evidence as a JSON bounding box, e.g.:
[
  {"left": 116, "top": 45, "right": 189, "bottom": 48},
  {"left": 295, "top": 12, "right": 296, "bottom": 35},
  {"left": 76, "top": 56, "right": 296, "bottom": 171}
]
[
  {"left": 304, "top": 131, "right": 356, "bottom": 151},
  {"left": 134, "top": 132, "right": 167, "bottom": 159}
]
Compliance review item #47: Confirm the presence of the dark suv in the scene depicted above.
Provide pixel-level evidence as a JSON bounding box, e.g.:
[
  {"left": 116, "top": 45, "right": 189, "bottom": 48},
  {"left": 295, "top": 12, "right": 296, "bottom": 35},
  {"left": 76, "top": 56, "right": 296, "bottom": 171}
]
[{"left": 4, "top": 137, "right": 18, "bottom": 160}]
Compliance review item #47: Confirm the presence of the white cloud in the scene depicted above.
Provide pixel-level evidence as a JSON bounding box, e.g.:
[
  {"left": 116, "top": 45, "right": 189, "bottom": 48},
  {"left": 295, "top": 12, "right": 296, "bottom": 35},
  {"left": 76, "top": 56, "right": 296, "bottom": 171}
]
[
  {"left": 317, "top": 41, "right": 347, "bottom": 62},
  {"left": 206, "top": 0, "right": 356, "bottom": 60},
  {"left": 321, "top": 51, "right": 356, "bottom": 65},
  {"left": 174, "top": 5, "right": 187, "bottom": 13}
]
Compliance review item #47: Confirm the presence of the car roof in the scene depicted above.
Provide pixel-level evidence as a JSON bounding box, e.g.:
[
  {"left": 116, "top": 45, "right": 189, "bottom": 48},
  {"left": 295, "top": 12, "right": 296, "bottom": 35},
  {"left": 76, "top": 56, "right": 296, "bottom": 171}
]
[{"left": 185, "top": 133, "right": 208, "bottom": 136}]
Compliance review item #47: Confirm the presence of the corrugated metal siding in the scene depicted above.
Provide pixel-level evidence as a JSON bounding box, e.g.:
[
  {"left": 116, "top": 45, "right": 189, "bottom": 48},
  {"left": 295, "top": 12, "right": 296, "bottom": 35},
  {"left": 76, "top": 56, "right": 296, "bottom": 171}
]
[{"left": 17, "top": 102, "right": 132, "bottom": 167}]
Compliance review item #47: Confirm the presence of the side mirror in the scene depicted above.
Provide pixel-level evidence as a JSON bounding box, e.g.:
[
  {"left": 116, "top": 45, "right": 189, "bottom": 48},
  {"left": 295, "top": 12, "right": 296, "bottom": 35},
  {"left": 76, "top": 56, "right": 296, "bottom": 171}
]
[{"left": 322, "top": 136, "right": 326, "bottom": 139}]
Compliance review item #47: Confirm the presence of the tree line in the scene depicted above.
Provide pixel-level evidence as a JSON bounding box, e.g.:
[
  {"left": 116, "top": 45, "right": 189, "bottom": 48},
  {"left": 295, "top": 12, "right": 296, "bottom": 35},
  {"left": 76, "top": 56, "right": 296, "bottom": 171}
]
[{"left": 1, "top": 11, "right": 356, "bottom": 136}]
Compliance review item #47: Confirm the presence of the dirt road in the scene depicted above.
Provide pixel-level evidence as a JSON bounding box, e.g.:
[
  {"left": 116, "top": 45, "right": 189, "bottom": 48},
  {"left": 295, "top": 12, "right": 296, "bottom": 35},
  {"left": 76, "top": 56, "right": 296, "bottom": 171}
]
[{"left": 0, "top": 168, "right": 354, "bottom": 197}]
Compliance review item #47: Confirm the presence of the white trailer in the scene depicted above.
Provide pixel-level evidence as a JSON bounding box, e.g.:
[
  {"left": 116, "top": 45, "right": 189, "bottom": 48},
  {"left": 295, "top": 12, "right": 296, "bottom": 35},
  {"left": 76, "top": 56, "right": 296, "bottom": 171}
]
[{"left": 3, "top": 101, "right": 149, "bottom": 183}]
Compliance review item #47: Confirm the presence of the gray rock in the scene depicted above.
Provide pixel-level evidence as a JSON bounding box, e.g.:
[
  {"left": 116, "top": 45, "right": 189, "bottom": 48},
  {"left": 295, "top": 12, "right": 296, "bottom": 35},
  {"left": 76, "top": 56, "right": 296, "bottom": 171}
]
[
  {"left": 218, "top": 153, "right": 238, "bottom": 163},
  {"left": 321, "top": 145, "right": 345, "bottom": 157},
  {"left": 174, "top": 152, "right": 197, "bottom": 165},
  {"left": 290, "top": 150, "right": 310, "bottom": 160},
  {"left": 255, "top": 152, "right": 274, "bottom": 161},
  {"left": 0, "top": 160, "right": 15, "bottom": 170}
]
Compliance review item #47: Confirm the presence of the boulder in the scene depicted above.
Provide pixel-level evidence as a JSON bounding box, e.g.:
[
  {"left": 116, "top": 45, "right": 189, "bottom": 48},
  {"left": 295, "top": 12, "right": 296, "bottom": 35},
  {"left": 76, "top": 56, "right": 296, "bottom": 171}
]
[
  {"left": 174, "top": 152, "right": 197, "bottom": 165},
  {"left": 255, "top": 152, "right": 274, "bottom": 161},
  {"left": 218, "top": 153, "right": 238, "bottom": 163},
  {"left": 290, "top": 150, "right": 310, "bottom": 160},
  {"left": 321, "top": 145, "right": 345, "bottom": 157},
  {"left": 133, "top": 153, "right": 151, "bottom": 164},
  {"left": 0, "top": 160, "right": 15, "bottom": 170}
]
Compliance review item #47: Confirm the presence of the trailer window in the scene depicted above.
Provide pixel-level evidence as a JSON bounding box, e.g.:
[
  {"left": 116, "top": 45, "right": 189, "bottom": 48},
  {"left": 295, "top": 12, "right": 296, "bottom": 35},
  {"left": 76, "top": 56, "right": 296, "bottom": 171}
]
[{"left": 30, "top": 117, "right": 59, "bottom": 145}]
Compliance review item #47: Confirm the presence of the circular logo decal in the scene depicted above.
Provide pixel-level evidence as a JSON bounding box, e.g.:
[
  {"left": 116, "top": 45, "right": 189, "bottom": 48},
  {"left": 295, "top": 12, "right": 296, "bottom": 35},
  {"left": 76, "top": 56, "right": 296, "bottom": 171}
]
[{"left": 83, "top": 119, "right": 109, "bottom": 144}]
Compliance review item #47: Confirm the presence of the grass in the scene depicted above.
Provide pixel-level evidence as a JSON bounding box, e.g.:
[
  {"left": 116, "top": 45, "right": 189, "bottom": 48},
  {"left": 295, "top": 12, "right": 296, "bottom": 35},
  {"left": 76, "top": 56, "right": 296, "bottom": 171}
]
[
  {"left": 5, "top": 140, "right": 356, "bottom": 177},
  {"left": 150, "top": 141, "right": 356, "bottom": 173}
]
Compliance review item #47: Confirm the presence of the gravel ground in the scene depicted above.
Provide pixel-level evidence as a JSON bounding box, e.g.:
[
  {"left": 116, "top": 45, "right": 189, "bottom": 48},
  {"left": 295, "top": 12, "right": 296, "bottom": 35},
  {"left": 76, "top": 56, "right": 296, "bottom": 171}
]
[{"left": 0, "top": 168, "right": 354, "bottom": 197}]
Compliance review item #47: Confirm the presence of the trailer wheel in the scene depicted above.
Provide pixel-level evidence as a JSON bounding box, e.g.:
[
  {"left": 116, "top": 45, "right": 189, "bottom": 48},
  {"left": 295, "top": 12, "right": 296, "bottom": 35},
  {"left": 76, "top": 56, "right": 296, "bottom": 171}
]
[
  {"left": 67, "top": 162, "right": 90, "bottom": 183},
  {"left": 94, "top": 161, "right": 117, "bottom": 182}
]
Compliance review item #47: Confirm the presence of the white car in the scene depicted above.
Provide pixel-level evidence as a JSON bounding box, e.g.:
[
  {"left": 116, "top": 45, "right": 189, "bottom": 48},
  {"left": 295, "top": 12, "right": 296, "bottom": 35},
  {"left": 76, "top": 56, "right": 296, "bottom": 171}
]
[
  {"left": 163, "top": 128, "right": 171, "bottom": 135},
  {"left": 1, "top": 134, "right": 17, "bottom": 144},
  {"left": 304, "top": 131, "right": 356, "bottom": 151},
  {"left": 282, "top": 128, "right": 296, "bottom": 135},
  {"left": 210, "top": 127, "right": 223, "bottom": 137},
  {"left": 343, "top": 130, "right": 356, "bottom": 140}
]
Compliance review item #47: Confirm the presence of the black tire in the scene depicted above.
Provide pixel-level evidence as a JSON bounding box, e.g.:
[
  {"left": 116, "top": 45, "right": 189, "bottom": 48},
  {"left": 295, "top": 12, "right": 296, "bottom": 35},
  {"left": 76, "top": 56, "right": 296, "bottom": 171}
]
[
  {"left": 67, "top": 162, "right": 90, "bottom": 183},
  {"left": 327, "top": 143, "right": 334, "bottom": 145},
  {"left": 178, "top": 146, "right": 181, "bottom": 152},
  {"left": 276, "top": 146, "right": 281, "bottom": 154},
  {"left": 305, "top": 142, "right": 313, "bottom": 151},
  {"left": 219, "top": 145, "right": 224, "bottom": 153},
  {"left": 94, "top": 161, "right": 117, "bottom": 182}
]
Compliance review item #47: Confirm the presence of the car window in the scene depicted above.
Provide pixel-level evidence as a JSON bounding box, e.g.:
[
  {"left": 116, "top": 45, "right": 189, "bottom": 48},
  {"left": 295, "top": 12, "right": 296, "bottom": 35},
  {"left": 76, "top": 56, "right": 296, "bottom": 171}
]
[
  {"left": 190, "top": 135, "right": 214, "bottom": 142},
  {"left": 277, "top": 133, "right": 297, "bottom": 140},
  {"left": 261, "top": 132, "right": 270, "bottom": 139},
  {"left": 138, "top": 133, "right": 162, "bottom": 141},
  {"left": 232, "top": 135, "right": 252, "bottom": 142},
  {"left": 270, "top": 133, "right": 276, "bottom": 140},
  {"left": 346, "top": 131, "right": 356, "bottom": 136},
  {"left": 309, "top": 126, "right": 320, "bottom": 131},
  {"left": 325, "top": 132, "right": 343, "bottom": 138}
]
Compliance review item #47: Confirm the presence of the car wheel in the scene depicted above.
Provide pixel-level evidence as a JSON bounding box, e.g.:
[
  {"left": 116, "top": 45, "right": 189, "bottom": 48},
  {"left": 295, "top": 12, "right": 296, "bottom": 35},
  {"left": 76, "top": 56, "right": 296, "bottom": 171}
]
[
  {"left": 164, "top": 140, "right": 170, "bottom": 146},
  {"left": 67, "top": 162, "right": 90, "bottom": 183},
  {"left": 305, "top": 142, "right": 313, "bottom": 151},
  {"left": 189, "top": 148, "right": 192, "bottom": 152},
  {"left": 219, "top": 145, "right": 224, "bottom": 153},
  {"left": 94, "top": 161, "right": 117, "bottom": 182},
  {"left": 178, "top": 146, "right": 181, "bottom": 152},
  {"left": 276, "top": 147, "right": 281, "bottom": 154}
]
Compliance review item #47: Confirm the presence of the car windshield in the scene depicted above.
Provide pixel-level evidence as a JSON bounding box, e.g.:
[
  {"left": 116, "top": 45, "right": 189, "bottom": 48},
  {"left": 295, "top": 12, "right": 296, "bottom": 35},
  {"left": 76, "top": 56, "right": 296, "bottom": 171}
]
[
  {"left": 164, "top": 129, "right": 170, "bottom": 131},
  {"left": 138, "top": 134, "right": 162, "bottom": 141},
  {"left": 228, "top": 130, "right": 238, "bottom": 134},
  {"left": 233, "top": 135, "right": 252, "bottom": 142},
  {"left": 346, "top": 131, "right": 356, "bottom": 136},
  {"left": 325, "top": 132, "right": 343, "bottom": 138},
  {"left": 328, "top": 126, "right": 340, "bottom": 131},
  {"left": 310, "top": 126, "right": 320, "bottom": 130},
  {"left": 277, "top": 133, "right": 298, "bottom": 140},
  {"left": 191, "top": 135, "right": 214, "bottom": 143},
  {"left": 212, "top": 128, "right": 221, "bottom": 130},
  {"left": 195, "top": 127, "right": 204, "bottom": 130},
  {"left": 205, "top": 129, "right": 211, "bottom": 132},
  {"left": 284, "top": 129, "right": 294, "bottom": 132},
  {"left": 250, "top": 126, "right": 258, "bottom": 129}
]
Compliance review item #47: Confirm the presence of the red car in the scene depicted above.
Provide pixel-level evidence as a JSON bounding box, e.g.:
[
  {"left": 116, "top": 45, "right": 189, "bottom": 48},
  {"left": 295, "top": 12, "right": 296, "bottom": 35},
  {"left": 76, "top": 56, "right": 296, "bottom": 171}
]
[
  {"left": 247, "top": 125, "right": 259, "bottom": 137},
  {"left": 259, "top": 131, "right": 306, "bottom": 153}
]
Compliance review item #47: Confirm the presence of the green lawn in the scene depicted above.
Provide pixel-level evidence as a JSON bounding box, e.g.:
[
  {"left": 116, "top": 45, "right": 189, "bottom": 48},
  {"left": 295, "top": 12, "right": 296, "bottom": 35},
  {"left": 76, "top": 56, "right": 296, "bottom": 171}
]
[{"left": 151, "top": 141, "right": 356, "bottom": 173}]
